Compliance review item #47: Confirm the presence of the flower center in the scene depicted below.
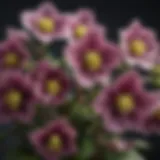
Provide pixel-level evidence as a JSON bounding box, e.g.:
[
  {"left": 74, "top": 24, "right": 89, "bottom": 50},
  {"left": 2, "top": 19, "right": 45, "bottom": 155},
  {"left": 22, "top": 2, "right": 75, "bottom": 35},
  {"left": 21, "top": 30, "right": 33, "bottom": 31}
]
[
  {"left": 4, "top": 90, "right": 22, "bottom": 111},
  {"left": 38, "top": 17, "right": 55, "bottom": 33},
  {"left": 4, "top": 52, "right": 18, "bottom": 67},
  {"left": 116, "top": 94, "right": 135, "bottom": 115},
  {"left": 84, "top": 51, "right": 102, "bottom": 71},
  {"left": 47, "top": 135, "right": 62, "bottom": 152},
  {"left": 74, "top": 25, "right": 88, "bottom": 38},
  {"left": 46, "top": 80, "right": 61, "bottom": 95},
  {"left": 130, "top": 40, "right": 146, "bottom": 56}
]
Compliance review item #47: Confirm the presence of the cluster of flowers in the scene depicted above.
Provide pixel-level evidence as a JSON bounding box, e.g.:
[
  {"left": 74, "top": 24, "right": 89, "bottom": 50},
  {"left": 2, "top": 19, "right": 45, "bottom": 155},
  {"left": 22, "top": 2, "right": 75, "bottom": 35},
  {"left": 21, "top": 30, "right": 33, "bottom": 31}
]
[{"left": 0, "top": 1, "right": 160, "bottom": 160}]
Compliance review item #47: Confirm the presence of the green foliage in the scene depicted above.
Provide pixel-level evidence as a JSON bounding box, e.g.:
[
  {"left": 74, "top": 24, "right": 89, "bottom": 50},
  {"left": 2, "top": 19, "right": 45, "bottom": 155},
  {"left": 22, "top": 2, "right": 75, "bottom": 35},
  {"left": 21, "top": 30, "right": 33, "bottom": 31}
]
[
  {"left": 134, "top": 140, "right": 150, "bottom": 150},
  {"left": 123, "top": 150, "right": 144, "bottom": 160},
  {"left": 5, "top": 151, "right": 40, "bottom": 160},
  {"left": 77, "top": 137, "right": 96, "bottom": 160}
]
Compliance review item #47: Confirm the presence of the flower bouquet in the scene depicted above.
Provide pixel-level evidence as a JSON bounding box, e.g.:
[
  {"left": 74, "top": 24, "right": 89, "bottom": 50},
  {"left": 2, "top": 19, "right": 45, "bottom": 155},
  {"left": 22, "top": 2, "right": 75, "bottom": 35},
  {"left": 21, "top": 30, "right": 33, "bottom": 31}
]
[{"left": 0, "top": 1, "right": 160, "bottom": 160}]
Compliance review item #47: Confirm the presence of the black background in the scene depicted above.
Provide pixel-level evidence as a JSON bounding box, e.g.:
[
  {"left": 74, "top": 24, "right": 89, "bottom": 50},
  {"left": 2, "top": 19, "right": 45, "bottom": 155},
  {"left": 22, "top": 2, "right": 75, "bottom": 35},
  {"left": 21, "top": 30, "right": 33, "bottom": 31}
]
[
  {"left": 0, "top": 0, "right": 160, "bottom": 159},
  {"left": 0, "top": 0, "right": 160, "bottom": 40}
]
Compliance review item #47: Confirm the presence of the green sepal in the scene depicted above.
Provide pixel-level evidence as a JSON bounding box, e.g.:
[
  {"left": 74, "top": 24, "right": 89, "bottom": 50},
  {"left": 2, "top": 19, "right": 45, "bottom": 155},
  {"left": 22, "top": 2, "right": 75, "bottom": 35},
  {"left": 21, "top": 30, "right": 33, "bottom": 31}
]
[
  {"left": 123, "top": 150, "right": 144, "bottom": 160},
  {"left": 70, "top": 104, "right": 97, "bottom": 122},
  {"left": 134, "top": 139, "right": 150, "bottom": 150},
  {"left": 105, "top": 150, "right": 144, "bottom": 160},
  {"left": 77, "top": 136, "right": 96, "bottom": 160}
]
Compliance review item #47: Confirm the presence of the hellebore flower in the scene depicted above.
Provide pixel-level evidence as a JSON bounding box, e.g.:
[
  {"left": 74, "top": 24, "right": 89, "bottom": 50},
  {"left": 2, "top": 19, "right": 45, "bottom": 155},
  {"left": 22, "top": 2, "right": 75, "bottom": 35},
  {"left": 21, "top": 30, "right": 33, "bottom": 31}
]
[
  {"left": 31, "top": 60, "right": 70, "bottom": 106},
  {"left": 93, "top": 71, "right": 157, "bottom": 133},
  {"left": 143, "top": 96, "right": 160, "bottom": 134},
  {"left": 0, "top": 39, "right": 30, "bottom": 70},
  {"left": 119, "top": 19, "right": 158, "bottom": 70},
  {"left": 0, "top": 71, "right": 37, "bottom": 124},
  {"left": 21, "top": 2, "right": 66, "bottom": 44},
  {"left": 6, "top": 27, "right": 30, "bottom": 43},
  {"left": 65, "top": 29, "right": 121, "bottom": 88},
  {"left": 65, "top": 8, "right": 105, "bottom": 43},
  {"left": 29, "top": 118, "right": 77, "bottom": 160}
]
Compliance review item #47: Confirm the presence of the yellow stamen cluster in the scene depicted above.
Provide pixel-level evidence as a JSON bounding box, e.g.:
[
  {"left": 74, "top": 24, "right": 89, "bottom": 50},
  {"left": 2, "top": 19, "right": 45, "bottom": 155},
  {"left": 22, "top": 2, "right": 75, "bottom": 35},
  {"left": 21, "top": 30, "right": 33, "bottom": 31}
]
[
  {"left": 47, "top": 135, "right": 62, "bottom": 152},
  {"left": 4, "top": 90, "right": 22, "bottom": 111},
  {"left": 130, "top": 40, "right": 146, "bottom": 56},
  {"left": 38, "top": 17, "right": 55, "bottom": 33},
  {"left": 46, "top": 80, "right": 61, "bottom": 95},
  {"left": 4, "top": 52, "right": 18, "bottom": 67},
  {"left": 84, "top": 51, "right": 102, "bottom": 71},
  {"left": 74, "top": 25, "right": 88, "bottom": 38},
  {"left": 116, "top": 94, "right": 135, "bottom": 115}
]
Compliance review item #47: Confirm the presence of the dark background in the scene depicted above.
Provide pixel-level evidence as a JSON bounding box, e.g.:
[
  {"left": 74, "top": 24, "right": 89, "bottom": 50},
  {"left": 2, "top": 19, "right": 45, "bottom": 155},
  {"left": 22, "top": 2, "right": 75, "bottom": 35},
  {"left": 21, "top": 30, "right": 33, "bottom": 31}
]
[{"left": 0, "top": 0, "right": 160, "bottom": 159}]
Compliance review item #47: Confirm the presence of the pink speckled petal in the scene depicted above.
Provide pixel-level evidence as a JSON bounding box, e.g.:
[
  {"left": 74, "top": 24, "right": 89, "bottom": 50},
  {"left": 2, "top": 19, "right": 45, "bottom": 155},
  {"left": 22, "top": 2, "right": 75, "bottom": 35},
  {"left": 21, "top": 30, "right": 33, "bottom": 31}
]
[
  {"left": 126, "top": 57, "right": 155, "bottom": 70},
  {"left": 77, "top": 8, "right": 96, "bottom": 23},
  {"left": 37, "top": 1, "right": 59, "bottom": 14},
  {"left": 34, "top": 31, "right": 54, "bottom": 44},
  {"left": 6, "top": 27, "right": 30, "bottom": 41},
  {"left": 103, "top": 115, "right": 126, "bottom": 133},
  {"left": 129, "top": 19, "right": 143, "bottom": 30},
  {"left": 113, "top": 70, "right": 143, "bottom": 92},
  {"left": 20, "top": 11, "right": 34, "bottom": 30},
  {"left": 74, "top": 71, "right": 94, "bottom": 88}
]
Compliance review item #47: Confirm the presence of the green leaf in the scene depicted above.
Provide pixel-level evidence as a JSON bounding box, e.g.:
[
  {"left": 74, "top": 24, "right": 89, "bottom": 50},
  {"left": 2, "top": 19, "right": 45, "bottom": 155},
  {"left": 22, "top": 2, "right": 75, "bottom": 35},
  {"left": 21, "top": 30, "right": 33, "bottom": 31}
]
[
  {"left": 104, "top": 151, "right": 128, "bottom": 160},
  {"left": 71, "top": 104, "right": 97, "bottom": 121},
  {"left": 151, "top": 64, "right": 160, "bottom": 76},
  {"left": 104, "top": 150, "right": 144, "bottom": 160},
  {"left": 78, "top": 137, "right": 95, "bottom": 160},
  {"left": 151, "top": 77, "right": 160, "bottom": 87},
  {"left": 134, "top": 140, "right": 150, "bottom": 150},
  {"left": 5, "top": 151, "right": 39, "bottom": 160},
  {"left": 123, "top": 150, "right": 144, "bottom": 160}
]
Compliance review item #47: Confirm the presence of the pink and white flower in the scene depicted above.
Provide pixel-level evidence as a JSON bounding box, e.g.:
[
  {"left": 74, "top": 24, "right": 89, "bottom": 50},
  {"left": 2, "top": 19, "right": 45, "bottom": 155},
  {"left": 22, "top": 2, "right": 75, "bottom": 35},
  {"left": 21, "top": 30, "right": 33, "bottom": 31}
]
[
  {"left": 20, "top": 2, "right": 66, "bottom": 44},
  {"left": 119, "top": 19, "right": 159, "bottom": 70},
  {"left": 0, "top": 71, "right": 37, "bottom": 124},
  {"left": 0, "top": 39, "right": 30, "bottom": 70},
  {"left": 65, "top": 29, "right": 121, "bottom": 88},
  {"left": 29, "top": 118, "right": 77, "bottom": 160},
  {"left": 93, "top": 71, "right": 157, "bottom": 133},
  {"left": 31, "top": 60, "right": 70, "bottom": 106},
  {"left": 64, "top": 8, "right": 105, "bottom": 43}
]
